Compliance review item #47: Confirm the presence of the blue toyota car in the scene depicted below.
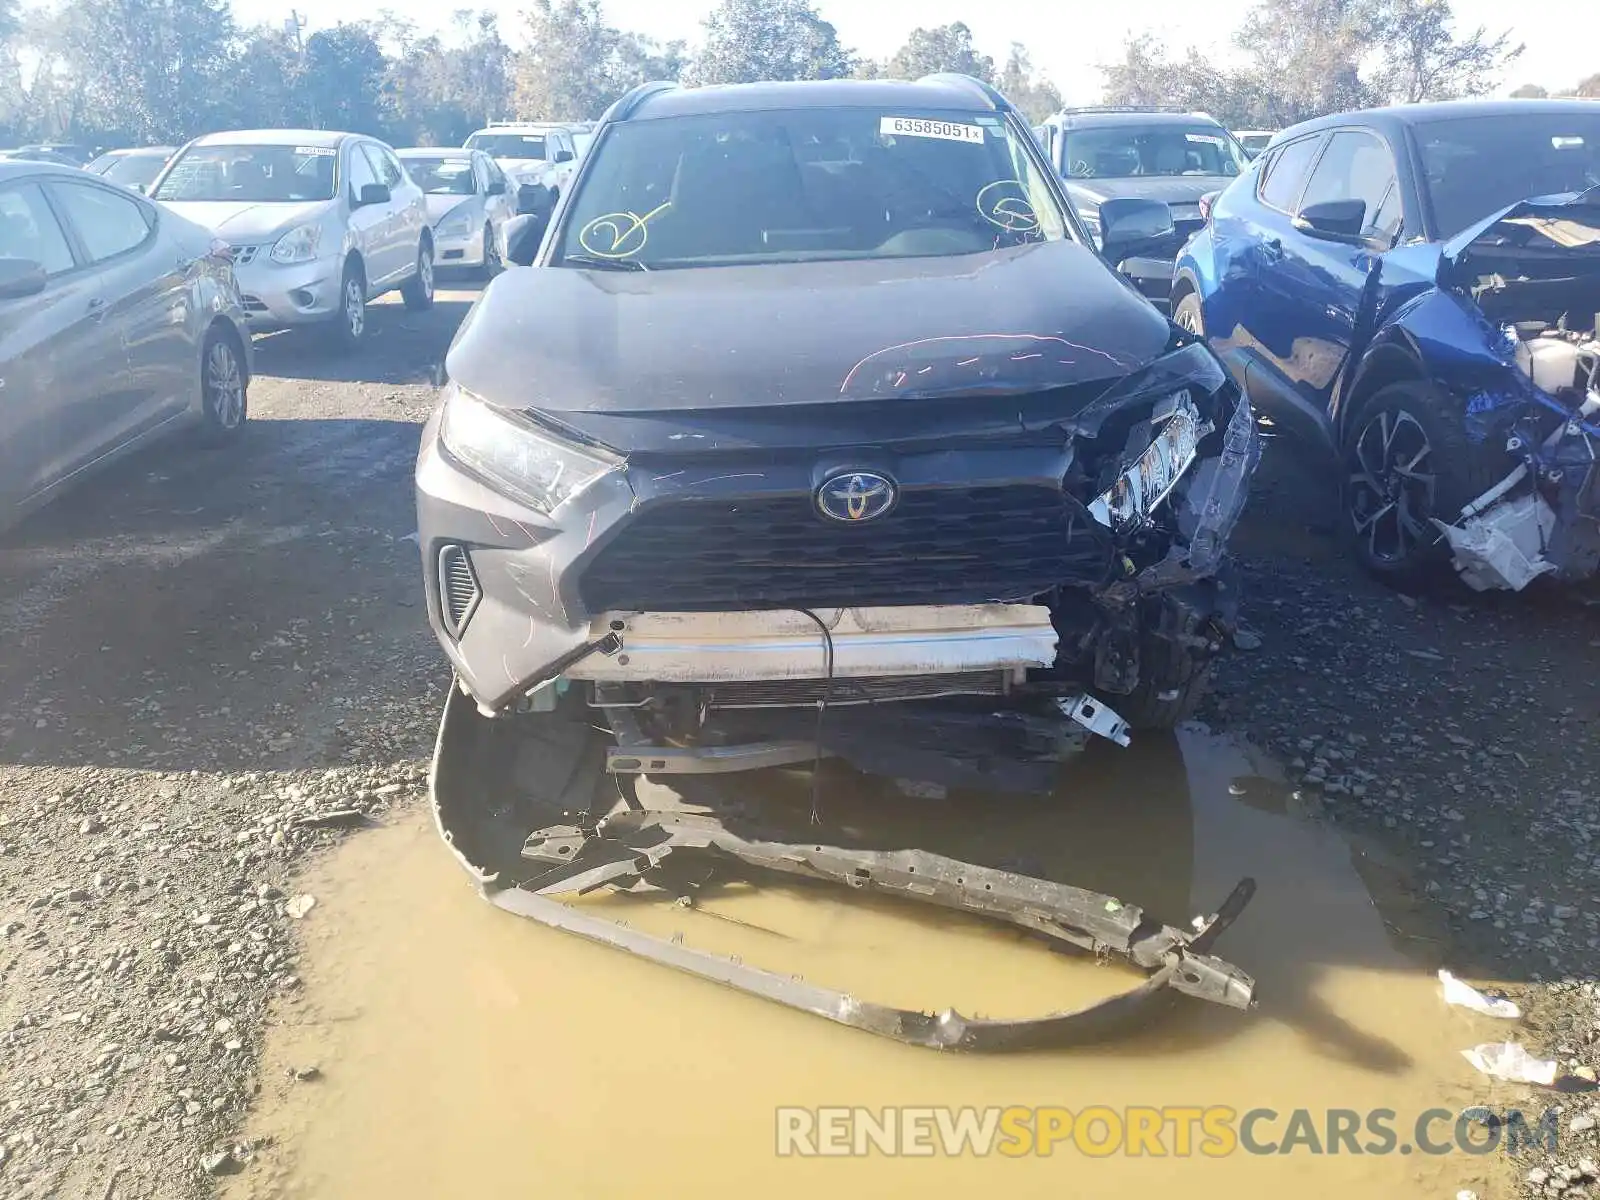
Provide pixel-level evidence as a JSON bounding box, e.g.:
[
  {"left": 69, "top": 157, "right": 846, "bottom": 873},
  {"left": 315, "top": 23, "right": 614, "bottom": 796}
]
[{"left": 1174, "top": 100, "right": 1600, "bottom": 592}]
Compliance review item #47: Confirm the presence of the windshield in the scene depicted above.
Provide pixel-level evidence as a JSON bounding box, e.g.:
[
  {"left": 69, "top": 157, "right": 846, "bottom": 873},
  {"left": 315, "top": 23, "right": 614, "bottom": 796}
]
[
  {"left": 554, "top": 107, "right": 1067, "bottom": 270},
  {"left": 152, "top": 144, "right": 338, "bottom": 203},
  {"left": 95, "top": 153, "right": 170, "bottom": 188},
  {"left": 465, "top": 132, "right": 547, "bottom": 160},
  {"left": 1237, "top": 133, "right": 1273, "bottom": 152},
  {"left": 1060, "top": 125, "right": 1248, "bottom": 179},
  {"left": 403, "top": 156, "right": 476, "bottom": 195},
  {"left": 1416, "top": 114, "right": 1600, "bottom": 239}
]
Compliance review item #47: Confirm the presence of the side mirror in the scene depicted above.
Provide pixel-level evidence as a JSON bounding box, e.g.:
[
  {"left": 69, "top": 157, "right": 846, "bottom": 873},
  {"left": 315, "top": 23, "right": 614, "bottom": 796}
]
[
  {"left": 503, "top": 214, "right": 547, "bottom": 267},
  {"left": 485, "top": 179, "right": 506, "bottom": 196},
  {"left": 356, "top": 182, "right": 391, "bottom": 208},
  {"left": 554, "top": 150, "right": 574, "bottom": 164},
  {"left": 1098, "top": 197, "right": 1176, "bottom": 260},
  {"left": 1293, "top": 198, "right": 1367, "bottom": 241},
  {"left": 0, "top": 258, "right": 47, "bottom": 300}
]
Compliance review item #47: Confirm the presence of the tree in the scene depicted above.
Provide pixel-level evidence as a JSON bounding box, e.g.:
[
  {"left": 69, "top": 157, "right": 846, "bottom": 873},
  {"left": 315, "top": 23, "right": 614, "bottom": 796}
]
[
  {"left": 301, "top": 23, "right": 391, "bottom": 135},
  {"left": 1372, "top": 0, "right": 1521, "bottom": 103},
  {"left": 1100, "top": 35, "right": 1264, "bottom": 128},
  {"left": 996, "top": 44, "right": 1061, "bottom": 123},
  {"left": 1578, "top": 74, "right": 1600, "bottom": 99},
  {"left": 1234, "top": 0, "right": 1379, "bottom": 125},
  {"left": 514, "top": 0, "right": 663, "bottom": 121},
  {"left": 50, "top": 0, "right": 239, "bottom": 141},
  {"left": 885, "top": 22, "right": 992, "bottom": 83},
  {"left": 226, "top": 26, "right": 309, "bottom": 131},
  {"left": 686, "top": 0, "right": 851, "bottom": 86},
  {"left": 1510, "top": 83, "right": 1548, "bottom": 99}
]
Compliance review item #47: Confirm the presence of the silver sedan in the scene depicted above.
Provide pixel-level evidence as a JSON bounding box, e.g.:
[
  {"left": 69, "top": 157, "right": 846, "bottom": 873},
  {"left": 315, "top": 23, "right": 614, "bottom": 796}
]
[
  {"left": 0, "top": 161, "right": 252, "bottom": 532},
  {"left": 396, "top": 148, "right": 517, "bottom": 276}
]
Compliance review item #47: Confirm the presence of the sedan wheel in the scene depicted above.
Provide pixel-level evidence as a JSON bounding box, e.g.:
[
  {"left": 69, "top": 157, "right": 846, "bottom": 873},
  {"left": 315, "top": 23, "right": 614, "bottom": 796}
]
[
  {"left": 403, "top": 242, "right": 435, "bottom": 311},
  {"left": 200, "top": 333, "right": 247, "bottom": 441},
  {"left": 482, "top": 225, "right": 503, "bottom": 277}
]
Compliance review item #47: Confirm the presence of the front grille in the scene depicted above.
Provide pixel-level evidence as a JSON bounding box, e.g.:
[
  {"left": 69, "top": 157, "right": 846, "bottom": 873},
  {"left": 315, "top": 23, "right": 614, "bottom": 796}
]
[
  {"left": 230, "top": 244, "right": 260, "bottom": 265},
  {"left": 437, "top": 544, "right": 481, "bottom": 637},
  {"left": 579, "top": 485, "right": 1110, "bottom": 612}
]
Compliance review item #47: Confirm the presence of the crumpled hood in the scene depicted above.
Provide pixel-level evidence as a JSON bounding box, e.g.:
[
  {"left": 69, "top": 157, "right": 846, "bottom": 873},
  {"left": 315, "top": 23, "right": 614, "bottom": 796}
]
[
  {"left": 1068, "top": 177, "right": 1235, "bottom": 211},
  {"left": 425, "top": 194, "right": 476, "bottom": 226},
  {"left": 155, "top": 199, "right": 330, "bottom": 243},
  {"left": 446, "top": 240, "right": 1174, "bottom": 449},
  {"left": 1439, "top": 187, "right": 1600, "bottom": 278}
]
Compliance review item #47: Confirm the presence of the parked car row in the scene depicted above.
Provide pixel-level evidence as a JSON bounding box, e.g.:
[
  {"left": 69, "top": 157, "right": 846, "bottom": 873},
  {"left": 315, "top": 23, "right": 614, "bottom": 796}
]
[{"left": 0, "top": 113, "right": 605, "bottom": 534}]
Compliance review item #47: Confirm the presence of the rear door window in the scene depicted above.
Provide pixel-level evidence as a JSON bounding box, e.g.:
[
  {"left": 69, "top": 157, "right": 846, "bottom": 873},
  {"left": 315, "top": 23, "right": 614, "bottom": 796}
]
[
  {"left": 48, "top": 181, "right": 153, "bottom": 263},
  {"left": 1258, "top": 136, "right": 1324, "bottom": 212},
  {"left": 0, "top": 181, "right": 77, "bottom": 275}
]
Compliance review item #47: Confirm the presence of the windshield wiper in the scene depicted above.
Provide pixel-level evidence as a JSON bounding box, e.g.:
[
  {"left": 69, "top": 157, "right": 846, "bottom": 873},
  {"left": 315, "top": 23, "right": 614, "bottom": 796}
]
[{"left": 561, "top": 254, "right": 650, "bottom": 272}]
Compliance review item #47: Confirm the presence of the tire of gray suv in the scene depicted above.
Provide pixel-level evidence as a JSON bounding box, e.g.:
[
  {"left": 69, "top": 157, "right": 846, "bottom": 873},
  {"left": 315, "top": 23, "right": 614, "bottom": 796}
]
[
  {"left": 402, "top": 241, "right": 435, "bottom": 311},
  {"left": 1340, "top": 380, "right": 1506, "bottom": 589},
  {"left": 330, "top": 261, "right": 367, "bottom": 352}
]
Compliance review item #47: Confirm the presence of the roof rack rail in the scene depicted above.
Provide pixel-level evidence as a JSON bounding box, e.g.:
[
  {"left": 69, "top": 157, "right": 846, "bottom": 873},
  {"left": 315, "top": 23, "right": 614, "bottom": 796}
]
[
  {"left": 605, "top": 80, "right": 679, "bottom": 123},
  {"left": 1053, "top": 104, "right": 1194, "bottom": 116},
  {"left": 917, "top": 72, "right": 1007, "bottom": 111}
]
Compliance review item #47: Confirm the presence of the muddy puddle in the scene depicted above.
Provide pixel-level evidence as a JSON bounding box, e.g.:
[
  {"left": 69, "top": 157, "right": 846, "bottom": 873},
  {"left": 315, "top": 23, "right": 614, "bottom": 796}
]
[{"left": 229, "top": 727, "right": 1525, "bottom": 1200}]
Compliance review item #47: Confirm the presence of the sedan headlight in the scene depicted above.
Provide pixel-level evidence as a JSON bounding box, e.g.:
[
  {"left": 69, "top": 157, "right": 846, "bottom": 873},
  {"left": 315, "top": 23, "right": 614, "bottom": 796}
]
[
  {"left": 269, "top": 223, "right": 322, "bottom": 264},
  {"left": 1089, "top": 391, "right": 1208, "bottom": 532},
  {"left": 439, "top": 387, "right": 618, "bottom": 515},
  {"left": 436, "top": 207, "right": 475, "bottom": 238}
]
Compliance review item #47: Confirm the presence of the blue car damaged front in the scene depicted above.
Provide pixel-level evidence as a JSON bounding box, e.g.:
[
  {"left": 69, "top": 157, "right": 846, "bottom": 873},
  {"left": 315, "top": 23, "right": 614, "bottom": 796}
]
[{"left": 1175, "top": 102, "right": 1600, "bottom": 592}]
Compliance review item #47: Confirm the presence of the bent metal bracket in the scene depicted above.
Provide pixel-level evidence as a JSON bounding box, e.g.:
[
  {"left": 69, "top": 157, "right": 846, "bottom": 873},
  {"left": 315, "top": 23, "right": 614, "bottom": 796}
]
[{"left": 430, "top": 690, "right": 1259, "bottom": 1052}]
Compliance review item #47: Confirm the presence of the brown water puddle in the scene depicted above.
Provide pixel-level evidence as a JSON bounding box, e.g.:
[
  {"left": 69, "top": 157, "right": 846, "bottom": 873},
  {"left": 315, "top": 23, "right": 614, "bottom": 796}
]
[{"left": 229, "top": 728, "right": 1522, "bottom": 1200}]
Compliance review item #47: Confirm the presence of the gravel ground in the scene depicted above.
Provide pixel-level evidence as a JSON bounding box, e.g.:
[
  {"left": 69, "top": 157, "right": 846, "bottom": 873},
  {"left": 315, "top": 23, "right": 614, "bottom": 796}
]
[{"left": 2, "top": 285, "right": 1598, "bottom": 1197}]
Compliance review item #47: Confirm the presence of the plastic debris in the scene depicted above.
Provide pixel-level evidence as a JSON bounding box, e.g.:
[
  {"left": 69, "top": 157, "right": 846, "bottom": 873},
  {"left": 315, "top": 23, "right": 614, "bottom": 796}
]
[
  {"left": 285, "top": 894, "right": 316, "bottom": 920},
  {"left": 1461, "top": 1041, "right": 1558, "bottom": 1086},
  {"left": 1439, "top": 970, "right": 1522, "bottom": 1019}
]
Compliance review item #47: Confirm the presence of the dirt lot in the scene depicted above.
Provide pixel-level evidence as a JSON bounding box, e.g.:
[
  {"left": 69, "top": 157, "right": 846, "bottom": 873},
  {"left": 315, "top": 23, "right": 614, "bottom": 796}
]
[{"left": 2, "top": 283, "right": 1599, "bottom": 1199}]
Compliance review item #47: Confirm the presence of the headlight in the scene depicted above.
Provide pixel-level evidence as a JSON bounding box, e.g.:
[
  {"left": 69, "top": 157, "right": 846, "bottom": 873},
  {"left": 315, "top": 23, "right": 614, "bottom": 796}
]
[
  {"left": 436, "top": 208, "right": 474, "bottom": 238},
  {"left": 1089, "top": 391, "right": 1208, "bottom": 532},
  {"left": 439, "top": 387, "right": 617, "bottom": 515},
  {"left": 269, "top": 223, "right": 322, "bottom": 264}
]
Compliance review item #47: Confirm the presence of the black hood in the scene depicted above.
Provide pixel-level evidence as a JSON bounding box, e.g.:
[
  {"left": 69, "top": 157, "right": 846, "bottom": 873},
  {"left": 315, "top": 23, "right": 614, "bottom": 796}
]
[
  {"left": 1068, "top": 178, "right": 1232, "bottom": 209},
  {"left": 446, "top": 240, "right": 1173, "bottom": 450}
]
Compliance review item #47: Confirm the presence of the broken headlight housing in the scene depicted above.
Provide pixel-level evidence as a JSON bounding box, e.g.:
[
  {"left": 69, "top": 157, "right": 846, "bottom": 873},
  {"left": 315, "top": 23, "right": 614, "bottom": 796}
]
[
  {"left": 1088, "top": 391, "right": 1208, "bottom": 532},
  {"left": 438, "top": 386, "right": 619, "bottom": 514}
]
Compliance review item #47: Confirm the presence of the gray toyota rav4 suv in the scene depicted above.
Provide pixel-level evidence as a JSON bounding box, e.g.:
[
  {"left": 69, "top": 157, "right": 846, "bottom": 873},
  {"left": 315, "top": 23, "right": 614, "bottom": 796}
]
[{"left": 415, "top": 74, "right": 1261, "bottom": 769}]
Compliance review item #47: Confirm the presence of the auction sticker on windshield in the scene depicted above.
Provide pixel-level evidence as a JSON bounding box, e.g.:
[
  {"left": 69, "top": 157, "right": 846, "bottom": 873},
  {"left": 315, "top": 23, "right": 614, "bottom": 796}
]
[
  {"left": 880, "top": 117, "right": 986, "bottom": 145},
  {"left": 294, "top": 146, "right": 337, "bottom": 156}
]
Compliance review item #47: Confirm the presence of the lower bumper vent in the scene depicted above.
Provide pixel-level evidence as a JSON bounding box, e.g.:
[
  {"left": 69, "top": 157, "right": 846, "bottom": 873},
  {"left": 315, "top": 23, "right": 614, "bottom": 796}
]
[{"left": 438, "top": 543, "right": 481, "bottom": 638}]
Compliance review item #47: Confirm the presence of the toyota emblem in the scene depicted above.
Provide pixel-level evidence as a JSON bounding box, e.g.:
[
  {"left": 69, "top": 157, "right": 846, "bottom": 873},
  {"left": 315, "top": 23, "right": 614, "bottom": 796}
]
[{"left": 816, "top": 471, "right": 897, "bottom": 522}]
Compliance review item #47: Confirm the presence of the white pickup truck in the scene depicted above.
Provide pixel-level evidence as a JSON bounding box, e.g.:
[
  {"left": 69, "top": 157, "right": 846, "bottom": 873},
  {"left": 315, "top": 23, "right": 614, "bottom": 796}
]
[{"left": 462, "top": 122, "right": 580, "bottom": 218}]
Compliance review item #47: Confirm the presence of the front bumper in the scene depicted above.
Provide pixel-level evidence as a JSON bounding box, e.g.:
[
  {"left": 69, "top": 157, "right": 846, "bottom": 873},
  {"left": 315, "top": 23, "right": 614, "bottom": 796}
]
[
  {"left": 563, "top": 605, "right": 1058, "bottom": 685},
  {"left": 230, "top": 253, "right": 342, "bottom": 328},
  {"left": 417, "top": 377, "right": 1260, "bottom": 714},
  {"left": 435, "top": 223, "right": 486, "bottom": 268}
]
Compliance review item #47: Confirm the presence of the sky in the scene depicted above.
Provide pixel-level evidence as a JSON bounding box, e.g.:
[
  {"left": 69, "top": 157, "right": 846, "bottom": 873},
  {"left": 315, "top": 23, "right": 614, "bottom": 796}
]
[{"left": 232, "top": 0, "right": 1600, "bottom": 106}]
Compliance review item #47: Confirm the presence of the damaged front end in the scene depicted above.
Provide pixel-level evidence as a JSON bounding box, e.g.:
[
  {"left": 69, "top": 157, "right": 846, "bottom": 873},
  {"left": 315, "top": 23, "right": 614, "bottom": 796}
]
[
  {"left": 1411, "top": 192, "right": 1600, "bottom": 591},
  {"left": 429, "top": 683, "right": 1258, "bottom": 1051}
]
